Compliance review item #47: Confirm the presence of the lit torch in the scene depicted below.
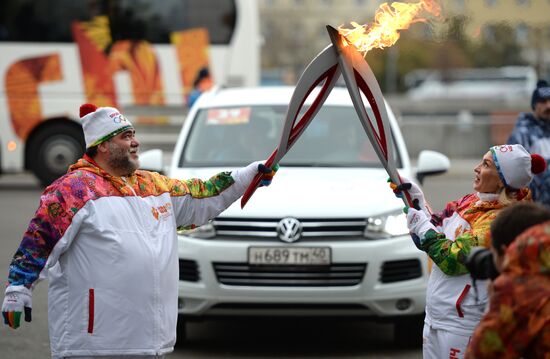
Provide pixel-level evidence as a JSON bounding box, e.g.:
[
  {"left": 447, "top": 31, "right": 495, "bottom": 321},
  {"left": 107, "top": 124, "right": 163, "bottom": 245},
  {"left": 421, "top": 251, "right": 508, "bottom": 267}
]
[
  {"left": 338, "top": 0, "right": 441, "bottom": 56},
  {"left": 241, "top": 0, "right": 441, "bottom": 208}
]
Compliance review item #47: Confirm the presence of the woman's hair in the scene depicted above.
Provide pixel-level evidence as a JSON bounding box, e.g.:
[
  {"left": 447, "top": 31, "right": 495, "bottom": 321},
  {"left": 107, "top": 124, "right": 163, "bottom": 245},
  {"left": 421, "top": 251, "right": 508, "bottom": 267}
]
[
  {"left": 497, "top": 187, "right": 520, "bottom": 205},
  {"left": 490, "top": 202, "right": 550, "bottom": 255}
]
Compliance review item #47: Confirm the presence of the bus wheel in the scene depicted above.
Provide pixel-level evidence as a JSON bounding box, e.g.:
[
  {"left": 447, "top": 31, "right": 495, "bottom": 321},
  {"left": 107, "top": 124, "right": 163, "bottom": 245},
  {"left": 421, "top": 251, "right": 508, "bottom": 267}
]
[{"left": 27, "top": 123, "right": 85, "bottom": 186}]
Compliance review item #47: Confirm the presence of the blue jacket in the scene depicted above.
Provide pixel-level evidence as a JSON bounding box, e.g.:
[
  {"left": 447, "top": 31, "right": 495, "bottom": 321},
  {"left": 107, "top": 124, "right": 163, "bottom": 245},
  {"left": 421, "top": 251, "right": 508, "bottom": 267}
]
[{"left": 507, "top": 112, "right": 550, "bottom": 207}]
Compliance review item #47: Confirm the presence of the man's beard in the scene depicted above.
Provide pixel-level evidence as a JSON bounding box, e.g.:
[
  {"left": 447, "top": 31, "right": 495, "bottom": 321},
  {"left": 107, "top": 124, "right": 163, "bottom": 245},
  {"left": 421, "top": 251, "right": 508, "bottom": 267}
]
[{"left": 107, "top": 142, "right": 139, "bottom": 175}]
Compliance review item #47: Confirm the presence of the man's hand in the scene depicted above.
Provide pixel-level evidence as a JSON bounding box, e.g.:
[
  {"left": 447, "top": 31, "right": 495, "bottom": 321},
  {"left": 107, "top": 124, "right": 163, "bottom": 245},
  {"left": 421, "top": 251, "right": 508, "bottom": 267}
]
[
  {"left": 258, "top": 163, "right": 279, "bottom": 187},
  {"left": 2, "top": 286, "right": 32, "bottom": 329}
]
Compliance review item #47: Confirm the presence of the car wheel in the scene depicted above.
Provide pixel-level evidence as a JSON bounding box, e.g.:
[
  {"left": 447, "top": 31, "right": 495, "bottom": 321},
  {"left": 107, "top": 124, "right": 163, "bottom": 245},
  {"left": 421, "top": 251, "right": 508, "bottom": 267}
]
[
  {"left": 393, "top": 314, "right": 424, "bottom": 347},
  {"left": 27, "top": 123, "right": 85, "bottom": 186}
]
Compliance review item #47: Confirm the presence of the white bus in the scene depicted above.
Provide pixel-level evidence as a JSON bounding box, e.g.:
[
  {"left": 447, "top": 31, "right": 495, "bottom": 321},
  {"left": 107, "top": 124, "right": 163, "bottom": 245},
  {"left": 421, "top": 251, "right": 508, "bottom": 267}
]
[{"left": 0, "top": 0, "right": 260, "bottom": 184}]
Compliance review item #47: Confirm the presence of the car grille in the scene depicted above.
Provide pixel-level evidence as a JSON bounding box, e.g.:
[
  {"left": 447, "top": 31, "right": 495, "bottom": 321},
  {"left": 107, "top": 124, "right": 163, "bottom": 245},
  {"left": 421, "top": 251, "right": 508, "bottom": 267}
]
[
  {"left": 380, "top": 259, "right": 422, "bottom": 283},
  {"left": 179, "top": 259, "right": 200, "bottom": 282},
  {"left": 212, "top": 217, "right": 366, "bottom": 241},
  {"left": 212, "top": 262, "right": 367, "bottom": 287}
]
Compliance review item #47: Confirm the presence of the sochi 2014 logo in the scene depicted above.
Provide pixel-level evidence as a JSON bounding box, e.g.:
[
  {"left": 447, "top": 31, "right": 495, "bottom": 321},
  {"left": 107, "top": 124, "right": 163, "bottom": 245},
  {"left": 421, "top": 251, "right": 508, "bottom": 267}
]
[{"left": 151, "top": 203, "right": 172, "bottom": 221}]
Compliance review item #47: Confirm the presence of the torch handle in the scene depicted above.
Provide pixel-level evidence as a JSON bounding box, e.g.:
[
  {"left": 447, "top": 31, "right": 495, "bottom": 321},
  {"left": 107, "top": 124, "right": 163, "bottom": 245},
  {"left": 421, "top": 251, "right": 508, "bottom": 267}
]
[
  {"left": 240, "top": 151, "right": 277, "bottom": 209},
  {"left": 391, "top": 172, "right": 416, "bottom": 209}
]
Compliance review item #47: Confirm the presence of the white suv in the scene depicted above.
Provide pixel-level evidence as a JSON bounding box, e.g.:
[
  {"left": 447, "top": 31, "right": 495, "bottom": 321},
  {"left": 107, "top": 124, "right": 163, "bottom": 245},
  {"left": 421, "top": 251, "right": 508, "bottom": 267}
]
[{"left": 142, "top": 86, "right": 449, "bottom": 344}]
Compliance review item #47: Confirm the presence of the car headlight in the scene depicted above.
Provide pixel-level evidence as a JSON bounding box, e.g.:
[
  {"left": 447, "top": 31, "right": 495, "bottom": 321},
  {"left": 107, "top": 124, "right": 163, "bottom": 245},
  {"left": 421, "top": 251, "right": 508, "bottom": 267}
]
[
  {"left": 364, "top": 211, "right": 409, "bottom": 239},
  {"left": 178, "top": 222, "right": 216, "bottom": 239}
]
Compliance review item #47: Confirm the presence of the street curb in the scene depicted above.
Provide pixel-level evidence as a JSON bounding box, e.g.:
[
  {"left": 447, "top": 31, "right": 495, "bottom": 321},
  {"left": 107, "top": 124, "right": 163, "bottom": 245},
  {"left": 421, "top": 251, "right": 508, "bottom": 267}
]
[
  {"left": 412, "top": 158, "right": 476, "bottom": 179},
  {"left": 0, "top": 173, "right": 42, "bottom": 190},
  {"left": 444, "top": 158, "right": 477, "bottom": 178}
]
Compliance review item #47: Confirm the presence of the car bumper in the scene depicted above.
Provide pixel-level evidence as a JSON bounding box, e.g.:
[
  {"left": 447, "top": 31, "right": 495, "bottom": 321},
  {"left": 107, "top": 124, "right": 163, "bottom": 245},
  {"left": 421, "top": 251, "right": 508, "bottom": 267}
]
[{"left": 177, "top": 235, "right": 427, "bottom": 318}]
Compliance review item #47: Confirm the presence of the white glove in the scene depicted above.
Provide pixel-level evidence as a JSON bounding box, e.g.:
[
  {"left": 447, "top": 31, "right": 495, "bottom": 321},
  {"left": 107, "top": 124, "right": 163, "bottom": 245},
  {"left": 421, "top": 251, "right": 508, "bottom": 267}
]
[
  {"left": 390, "top": 176, "right": 431, "bottom": 216},
  {"left": 231, "top": 160, "right": 263, "bottom": 185},
  {"left": 232, "top": 161, "right": 277, "bottom": 188},
  {"left": 406, "top": 207, "right": 437, "bottom": 249},
  {"left": 2, "top": 286, "right": 32, "bottom": 329}
]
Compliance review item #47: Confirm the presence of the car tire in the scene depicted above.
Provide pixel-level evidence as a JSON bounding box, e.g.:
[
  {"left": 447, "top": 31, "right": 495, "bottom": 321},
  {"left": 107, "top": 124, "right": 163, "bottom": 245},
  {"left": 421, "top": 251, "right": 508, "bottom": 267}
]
[
  {"left": 176, "top": 316, "right": 187, "bottom": 344},
  {"left": 393, "top": 314, "right": 424, "bottom": 347},
  {"left": 27, "top": 123, "right": 85, "bottom": 186}
]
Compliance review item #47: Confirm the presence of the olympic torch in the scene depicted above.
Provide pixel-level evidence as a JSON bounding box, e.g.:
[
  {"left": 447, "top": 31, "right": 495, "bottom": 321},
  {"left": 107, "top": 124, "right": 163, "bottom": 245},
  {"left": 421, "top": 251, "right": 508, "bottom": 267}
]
[
  {"left": 241, "top": 0, "right": 441, "bottom": 208},
  {"left": 326, "top": 25, "right": 415, "bottom": 208},
  {"left": 240, "top": 45, "right": 341, "bottom": 208}
]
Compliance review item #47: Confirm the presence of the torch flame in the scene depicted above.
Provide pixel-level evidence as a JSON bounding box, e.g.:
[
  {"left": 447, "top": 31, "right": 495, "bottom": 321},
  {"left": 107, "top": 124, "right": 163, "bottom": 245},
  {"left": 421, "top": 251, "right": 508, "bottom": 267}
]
[{"left": 338, "top": 0, "right": 441, "bottom": 56}]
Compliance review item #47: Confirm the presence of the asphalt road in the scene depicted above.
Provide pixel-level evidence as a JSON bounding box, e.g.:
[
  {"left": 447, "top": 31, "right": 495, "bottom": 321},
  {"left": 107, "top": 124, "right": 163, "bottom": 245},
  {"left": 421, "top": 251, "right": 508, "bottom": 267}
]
[{"left": 0, "top": 163, "right": 474, "bottom": 358}]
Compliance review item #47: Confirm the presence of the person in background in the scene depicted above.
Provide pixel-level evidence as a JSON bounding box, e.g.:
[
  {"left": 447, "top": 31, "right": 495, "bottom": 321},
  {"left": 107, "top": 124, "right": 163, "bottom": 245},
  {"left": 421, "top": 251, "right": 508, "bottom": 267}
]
[
  {"left": 507, "top": 79, "right": 550, "bottom": 208},
  {"left": 2, "top": 103, "right": 276, "bottom": 359},
  {"left": 188, "top": 67, "right": 213, "bottom": 107},
  {"left": 391, "top": 144, "right": 546, "bottom": 359},
  {"left": 465, "top": 202, "right": 550, "bottom": 358}
]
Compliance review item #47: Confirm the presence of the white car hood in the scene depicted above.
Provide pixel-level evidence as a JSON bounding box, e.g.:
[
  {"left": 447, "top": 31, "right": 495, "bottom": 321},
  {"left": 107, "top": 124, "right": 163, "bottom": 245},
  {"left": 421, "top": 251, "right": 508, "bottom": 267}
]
[{"left": 170, "top": 167, "right": 408, "bottom": 218}]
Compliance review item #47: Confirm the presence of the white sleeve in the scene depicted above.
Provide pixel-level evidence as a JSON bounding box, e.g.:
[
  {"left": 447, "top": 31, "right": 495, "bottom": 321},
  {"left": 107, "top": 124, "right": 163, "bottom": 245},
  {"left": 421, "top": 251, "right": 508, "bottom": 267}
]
[{"left": 173, "top": 161, "right": 261, "bottom": 227}]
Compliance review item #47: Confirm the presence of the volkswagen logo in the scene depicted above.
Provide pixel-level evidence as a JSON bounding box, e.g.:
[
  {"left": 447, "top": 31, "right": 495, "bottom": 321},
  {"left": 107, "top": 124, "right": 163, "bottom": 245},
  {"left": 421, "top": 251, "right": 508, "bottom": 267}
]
[{"left": 276, "top": 217, "right": 302, "bottom": 243}]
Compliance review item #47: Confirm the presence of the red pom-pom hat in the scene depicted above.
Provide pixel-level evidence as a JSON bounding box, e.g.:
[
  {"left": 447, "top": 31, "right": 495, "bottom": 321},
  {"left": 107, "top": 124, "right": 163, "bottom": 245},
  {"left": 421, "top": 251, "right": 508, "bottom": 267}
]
[{"left": 79, "top": 103, "right": 98, "bottom": 118}]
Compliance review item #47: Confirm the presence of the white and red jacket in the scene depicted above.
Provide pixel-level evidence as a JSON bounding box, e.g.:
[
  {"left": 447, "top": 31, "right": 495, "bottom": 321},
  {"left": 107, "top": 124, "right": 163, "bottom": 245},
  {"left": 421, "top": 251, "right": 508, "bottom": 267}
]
[
  {"left": 5, "top": 157, "right": 260, "bottom": 357},
  {"left": 421, "top": 191, "right": 529, "bottom": 336}
]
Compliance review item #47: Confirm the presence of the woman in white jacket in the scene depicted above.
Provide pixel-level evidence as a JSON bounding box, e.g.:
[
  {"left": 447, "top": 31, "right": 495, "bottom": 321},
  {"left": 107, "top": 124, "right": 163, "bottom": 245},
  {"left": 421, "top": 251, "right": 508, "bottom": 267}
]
[{"left": 393, "top": 144, "right": 546, "bottom": 359}]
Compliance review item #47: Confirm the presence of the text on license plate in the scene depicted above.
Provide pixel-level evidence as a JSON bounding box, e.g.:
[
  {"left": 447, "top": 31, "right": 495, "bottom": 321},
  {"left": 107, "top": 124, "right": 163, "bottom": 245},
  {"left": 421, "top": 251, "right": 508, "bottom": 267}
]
[{"left": 248, "top": 247, "right": 331, "bottom": 265}]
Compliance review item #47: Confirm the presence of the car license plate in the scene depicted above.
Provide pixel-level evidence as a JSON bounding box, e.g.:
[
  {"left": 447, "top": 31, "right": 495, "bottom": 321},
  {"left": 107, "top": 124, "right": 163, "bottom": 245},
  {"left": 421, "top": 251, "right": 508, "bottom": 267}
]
[{"left": 248, "top": 247, "right": 331, "bottom": 265}]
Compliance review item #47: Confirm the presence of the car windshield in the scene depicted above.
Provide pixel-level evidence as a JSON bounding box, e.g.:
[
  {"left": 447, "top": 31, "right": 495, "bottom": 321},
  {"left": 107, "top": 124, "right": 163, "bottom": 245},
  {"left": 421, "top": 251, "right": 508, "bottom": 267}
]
[{"left": 179, "top": 105, "right": 401, "bottom": 167}]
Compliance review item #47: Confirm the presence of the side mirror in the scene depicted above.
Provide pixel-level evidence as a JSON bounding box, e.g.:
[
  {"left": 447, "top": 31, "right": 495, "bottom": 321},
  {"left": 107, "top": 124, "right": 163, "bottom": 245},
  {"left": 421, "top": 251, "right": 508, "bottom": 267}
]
[
  {"left": 139, "top": 149, "right": 164, "bottom": 174},
  {"left": 416, "top": 150, "right": 450, "bottom": 185}
]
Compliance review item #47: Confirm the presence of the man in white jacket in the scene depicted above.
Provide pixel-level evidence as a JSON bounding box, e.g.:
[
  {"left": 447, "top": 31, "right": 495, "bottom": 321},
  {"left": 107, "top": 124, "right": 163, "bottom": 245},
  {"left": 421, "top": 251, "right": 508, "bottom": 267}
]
[{"left": 2, "top": 104, "right": 275, "bottom": 358}]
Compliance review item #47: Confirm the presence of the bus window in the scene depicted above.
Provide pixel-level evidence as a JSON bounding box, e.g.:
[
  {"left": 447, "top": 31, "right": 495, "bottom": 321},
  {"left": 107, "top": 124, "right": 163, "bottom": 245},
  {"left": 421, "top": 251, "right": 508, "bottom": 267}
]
[{"left": 0, "top": 0, "right": 236, "bottom": 44}]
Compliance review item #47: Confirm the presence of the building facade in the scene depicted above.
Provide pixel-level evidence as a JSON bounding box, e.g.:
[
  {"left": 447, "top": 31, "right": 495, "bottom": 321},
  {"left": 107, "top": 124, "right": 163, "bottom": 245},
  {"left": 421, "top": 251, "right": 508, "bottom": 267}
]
[{"left": 259, "top": 0, "right": 550, "bottom": 83}]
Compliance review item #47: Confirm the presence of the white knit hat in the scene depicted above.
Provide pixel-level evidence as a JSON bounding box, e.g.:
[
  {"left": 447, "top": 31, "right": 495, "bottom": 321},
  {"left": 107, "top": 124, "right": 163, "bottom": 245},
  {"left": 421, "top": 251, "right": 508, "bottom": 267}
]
[
  {"left": 79, "top": 104, "right": 133, "bottom": 148},
  {"left": 490, "top": 144, "right": 546, "bottom": 189}
]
